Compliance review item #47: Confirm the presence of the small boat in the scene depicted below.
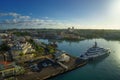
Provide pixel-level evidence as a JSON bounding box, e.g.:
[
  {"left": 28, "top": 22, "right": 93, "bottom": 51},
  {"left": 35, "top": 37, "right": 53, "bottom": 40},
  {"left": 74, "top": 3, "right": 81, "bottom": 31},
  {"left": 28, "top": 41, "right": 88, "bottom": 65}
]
[{"left": 80, "top": 42, "right": 110, "bottom": 60}]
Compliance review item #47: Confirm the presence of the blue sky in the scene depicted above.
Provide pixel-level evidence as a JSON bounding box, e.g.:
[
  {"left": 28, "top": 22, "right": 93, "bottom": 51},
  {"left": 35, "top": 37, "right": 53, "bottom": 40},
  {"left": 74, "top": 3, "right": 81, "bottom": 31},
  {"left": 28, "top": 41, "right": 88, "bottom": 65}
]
[{"left": 0, "top": 0, "right": 120, "bottom": 29}]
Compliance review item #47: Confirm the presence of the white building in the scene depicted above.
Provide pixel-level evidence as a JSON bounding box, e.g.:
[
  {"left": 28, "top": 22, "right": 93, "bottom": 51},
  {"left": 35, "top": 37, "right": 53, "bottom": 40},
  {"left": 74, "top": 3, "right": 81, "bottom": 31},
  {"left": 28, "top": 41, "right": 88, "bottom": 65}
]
[
  {"left": 55, "top": 51, "right": 70, "bottom": 62},
  {"left": 59, "top": 54, "right": 70, "bottom": 62},
  {"left": 11, "top": 42, "right": 35, "bottom": 60},
  {"left": 0, "top": 33, "right": 8, "bottom": 37}
]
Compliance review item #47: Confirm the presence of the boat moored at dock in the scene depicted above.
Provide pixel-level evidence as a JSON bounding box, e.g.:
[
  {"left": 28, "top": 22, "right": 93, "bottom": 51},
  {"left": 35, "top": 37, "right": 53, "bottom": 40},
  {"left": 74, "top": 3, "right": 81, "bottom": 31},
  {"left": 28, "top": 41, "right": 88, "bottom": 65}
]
[{"left": 80, "top": 42, "right": 110, "bottom": 60}]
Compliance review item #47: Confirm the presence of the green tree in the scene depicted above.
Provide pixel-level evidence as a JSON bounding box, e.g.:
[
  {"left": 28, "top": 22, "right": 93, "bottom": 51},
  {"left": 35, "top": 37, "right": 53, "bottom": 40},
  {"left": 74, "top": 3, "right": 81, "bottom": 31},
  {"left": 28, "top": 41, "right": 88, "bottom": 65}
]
[{"left": 0, "top": 43, "right": 10, "bottom": 51}]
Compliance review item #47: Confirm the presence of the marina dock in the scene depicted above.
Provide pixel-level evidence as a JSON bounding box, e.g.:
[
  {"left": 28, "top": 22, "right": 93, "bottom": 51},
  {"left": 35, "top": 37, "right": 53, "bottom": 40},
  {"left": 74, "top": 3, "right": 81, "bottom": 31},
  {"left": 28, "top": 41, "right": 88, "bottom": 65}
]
[{"left": 15, "top": 55, "right": 87, "bottom": 80}]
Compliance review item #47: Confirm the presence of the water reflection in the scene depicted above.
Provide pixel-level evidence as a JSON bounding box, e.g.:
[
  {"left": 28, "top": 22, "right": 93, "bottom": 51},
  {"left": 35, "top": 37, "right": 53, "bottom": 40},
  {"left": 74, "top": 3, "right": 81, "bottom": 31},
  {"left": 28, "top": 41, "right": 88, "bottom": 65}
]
[
  {"left": 88, "top": 54, "right": 109, "bottom": 67},
  {"left": 40, "top": 38, "right": 120, "bottom": 80}
]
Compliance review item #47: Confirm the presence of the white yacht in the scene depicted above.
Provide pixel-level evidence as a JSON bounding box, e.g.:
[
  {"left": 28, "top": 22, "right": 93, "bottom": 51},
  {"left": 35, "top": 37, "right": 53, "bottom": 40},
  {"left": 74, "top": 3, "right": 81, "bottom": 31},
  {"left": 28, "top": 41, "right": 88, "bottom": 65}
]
[{"left": 80, "top": 42, "right": 110, "bottom": 60}]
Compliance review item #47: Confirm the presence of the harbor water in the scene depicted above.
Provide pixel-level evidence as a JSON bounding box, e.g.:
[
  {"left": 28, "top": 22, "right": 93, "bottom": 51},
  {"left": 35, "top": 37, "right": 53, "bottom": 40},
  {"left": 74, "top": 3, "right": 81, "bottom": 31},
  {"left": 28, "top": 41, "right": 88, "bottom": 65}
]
[{"left": 40, "top": 38, "right": 120, "bottom": 80}]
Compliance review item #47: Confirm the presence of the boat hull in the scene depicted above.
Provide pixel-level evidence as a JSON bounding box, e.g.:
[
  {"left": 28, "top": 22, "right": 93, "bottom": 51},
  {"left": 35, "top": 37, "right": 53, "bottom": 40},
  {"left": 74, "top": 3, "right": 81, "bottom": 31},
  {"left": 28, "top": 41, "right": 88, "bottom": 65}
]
[
  {"left": 88, "top": 51, "right": 110, "bottom": 61},
  {"left": 80, "top": 50, "right": 110, "bottom": 61}
]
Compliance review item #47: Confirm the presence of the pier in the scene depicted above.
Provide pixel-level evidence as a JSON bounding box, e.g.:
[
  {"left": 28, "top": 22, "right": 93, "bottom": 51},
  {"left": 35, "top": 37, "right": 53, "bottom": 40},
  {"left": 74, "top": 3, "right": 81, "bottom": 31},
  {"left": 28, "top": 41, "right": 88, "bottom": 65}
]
[{"left": 15, "top": 55, "right": 87, "bottom": 80}]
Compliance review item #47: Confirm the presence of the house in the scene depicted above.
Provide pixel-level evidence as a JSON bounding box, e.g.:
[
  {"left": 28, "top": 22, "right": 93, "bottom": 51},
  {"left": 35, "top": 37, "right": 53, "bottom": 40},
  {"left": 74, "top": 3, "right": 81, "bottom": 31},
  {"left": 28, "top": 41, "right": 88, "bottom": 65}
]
[
  {"left": 54, "top": 51, "right": 70, "bottom": 62},
  {"left": 22, "top": 42, "right": 35, "bottom": 54},
  {"left": 59, "top": 54, "right": 70, "bottom": 62},
  {"left": 0, "top": 33, "right": 8, "bottom": 37},
  {"left": 0, "top": 62, "right": 25, "bottom": 78},
  {"left": 11, "top": 42, "right": 35, "bottom": 60},
  {"left": 24, "top": 36, "right": 31, "bottom": 40}
]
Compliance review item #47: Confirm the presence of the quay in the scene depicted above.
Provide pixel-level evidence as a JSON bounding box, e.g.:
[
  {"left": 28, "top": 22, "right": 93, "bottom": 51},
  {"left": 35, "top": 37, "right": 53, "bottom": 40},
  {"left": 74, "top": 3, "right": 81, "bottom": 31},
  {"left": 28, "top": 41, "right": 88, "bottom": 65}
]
[{"left": 15, "top": 55, "right": 87, "bottom": 80}]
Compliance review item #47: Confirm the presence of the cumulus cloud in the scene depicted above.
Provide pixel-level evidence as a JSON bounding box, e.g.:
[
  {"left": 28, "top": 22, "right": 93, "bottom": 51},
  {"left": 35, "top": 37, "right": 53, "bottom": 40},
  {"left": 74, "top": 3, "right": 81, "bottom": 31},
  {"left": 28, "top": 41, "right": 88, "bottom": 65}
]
[
  {"left": 0, "top": 12, "right": 72, "bottom": 29},
  {"left": 8, "top": 12, "right": 20, "bottom": 17},
  {"left": 0, "top": 12, "right": 30, "bottom": 20},
  {"left": 0, "top": 12, "right": 18, "bottom": 17},
  {"left": 18, "top": 15, "right": 30, "bottom": 19}
]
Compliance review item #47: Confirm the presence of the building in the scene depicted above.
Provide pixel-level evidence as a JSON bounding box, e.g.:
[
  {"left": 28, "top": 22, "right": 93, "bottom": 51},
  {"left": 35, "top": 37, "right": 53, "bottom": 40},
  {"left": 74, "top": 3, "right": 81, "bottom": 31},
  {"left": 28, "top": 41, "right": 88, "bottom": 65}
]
[
  {"left": 0, "top": 33, "right": 8, "bottom": 37},
  {"left": 68, "top": 27, "right": 74, "bottom": 32},
  {"left": 0, "top": 62, "right": 25, "bottom": 78},
  {"left": 54, "top": 51, "right": 70, "bottom": 62},
  {"left": 11, "top": 42, "right": 35, "bottom": 60}
]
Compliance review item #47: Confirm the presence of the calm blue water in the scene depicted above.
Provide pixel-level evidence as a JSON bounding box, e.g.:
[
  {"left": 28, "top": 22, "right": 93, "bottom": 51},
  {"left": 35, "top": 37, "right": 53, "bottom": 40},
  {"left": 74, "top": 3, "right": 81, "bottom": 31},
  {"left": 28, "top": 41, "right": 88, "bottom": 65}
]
[{"left": 40, "top": 39, "right": 120, "bottom": 80}]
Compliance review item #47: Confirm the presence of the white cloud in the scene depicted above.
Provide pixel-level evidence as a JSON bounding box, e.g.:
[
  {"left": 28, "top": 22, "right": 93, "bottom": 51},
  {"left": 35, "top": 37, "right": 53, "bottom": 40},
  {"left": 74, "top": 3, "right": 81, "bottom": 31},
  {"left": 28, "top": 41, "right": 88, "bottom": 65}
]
[
  {"left": 0, "top": 12, "right": 72, "bottom": 29},
  {"left": 18, "top": 15, "right": 30, "bottom": 19},
  {"left": 0, "top": 12, "right": 31, "bottom": 20},
  {"left": 0, "top": 12, "right": 20, "bottom": 18},
  {"left": 8, "top": 12, "right": 20, "bottom": 17},
  {"left": 12, "top": 19, "right": 17, "bottom": 23}
]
